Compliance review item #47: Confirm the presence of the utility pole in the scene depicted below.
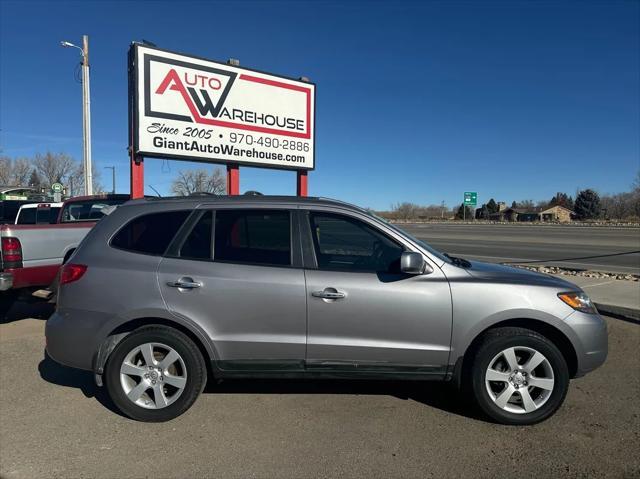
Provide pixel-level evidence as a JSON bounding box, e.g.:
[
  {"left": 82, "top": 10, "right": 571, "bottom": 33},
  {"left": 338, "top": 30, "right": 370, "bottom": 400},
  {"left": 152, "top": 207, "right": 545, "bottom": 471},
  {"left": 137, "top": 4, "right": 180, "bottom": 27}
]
[
  {"left": 61, "top": 35, "right": 93, "bottom": 195},
  {"left": 104, "top": 166, "right": 116, "bottom": 194},
  {"left": 441, "top": 200, "right": 445, "bottom": 219}
]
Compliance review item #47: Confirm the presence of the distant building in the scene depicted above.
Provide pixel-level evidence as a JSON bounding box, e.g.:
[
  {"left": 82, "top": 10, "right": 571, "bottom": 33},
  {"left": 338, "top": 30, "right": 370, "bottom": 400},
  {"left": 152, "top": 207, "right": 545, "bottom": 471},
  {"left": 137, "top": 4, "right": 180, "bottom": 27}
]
[
  {"left": 539, "top": 205, "right": 574, "bottom": 223},
  {"left": 501, "top": 207, "right": 522, "bottom": 222},
  {"left": 497, "top": 205, "right": 574, "bottom": 222}
]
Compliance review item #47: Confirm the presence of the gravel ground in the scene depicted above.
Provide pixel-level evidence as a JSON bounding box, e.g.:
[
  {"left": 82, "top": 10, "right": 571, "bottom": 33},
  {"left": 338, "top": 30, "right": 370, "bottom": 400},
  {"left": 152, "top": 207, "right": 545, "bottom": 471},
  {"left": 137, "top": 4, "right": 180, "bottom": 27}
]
[{"left": 0, "top": 302, "right": 639, "bottom": 478}]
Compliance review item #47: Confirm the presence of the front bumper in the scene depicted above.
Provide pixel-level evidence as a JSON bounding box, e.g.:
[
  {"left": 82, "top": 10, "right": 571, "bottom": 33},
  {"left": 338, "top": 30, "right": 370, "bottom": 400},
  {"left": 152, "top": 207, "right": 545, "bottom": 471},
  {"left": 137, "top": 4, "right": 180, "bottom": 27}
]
[
  {"left": 0, "top": 272, "right": 13, "bottom": 291},
  {"left": 566, "top": 310, "right": 608, "bottom": 377}
]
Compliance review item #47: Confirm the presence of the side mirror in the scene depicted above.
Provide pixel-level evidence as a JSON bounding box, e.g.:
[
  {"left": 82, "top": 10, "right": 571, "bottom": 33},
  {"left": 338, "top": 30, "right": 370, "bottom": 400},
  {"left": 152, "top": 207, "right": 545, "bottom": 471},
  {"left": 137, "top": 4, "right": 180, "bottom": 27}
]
[{"left": 400, "top": 251, "right": 432, "bottom": 275}]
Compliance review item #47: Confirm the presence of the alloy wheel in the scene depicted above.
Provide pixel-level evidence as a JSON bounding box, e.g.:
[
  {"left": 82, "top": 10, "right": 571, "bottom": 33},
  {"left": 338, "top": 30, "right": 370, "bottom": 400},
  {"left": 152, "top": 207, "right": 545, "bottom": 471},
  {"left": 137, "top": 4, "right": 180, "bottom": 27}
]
[
  {"left": 484, "top": 346, "right": 555, "bottom": 414},
  {"left": 119, "top": 342, "right": 188, "bottom": 409}
]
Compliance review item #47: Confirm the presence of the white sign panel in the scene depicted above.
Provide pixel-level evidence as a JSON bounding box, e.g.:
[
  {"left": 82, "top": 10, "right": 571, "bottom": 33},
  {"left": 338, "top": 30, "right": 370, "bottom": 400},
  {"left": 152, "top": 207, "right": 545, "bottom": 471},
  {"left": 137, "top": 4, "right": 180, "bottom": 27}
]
[{"left": 132, "top": 45, "right": 315, "bottom": 170}]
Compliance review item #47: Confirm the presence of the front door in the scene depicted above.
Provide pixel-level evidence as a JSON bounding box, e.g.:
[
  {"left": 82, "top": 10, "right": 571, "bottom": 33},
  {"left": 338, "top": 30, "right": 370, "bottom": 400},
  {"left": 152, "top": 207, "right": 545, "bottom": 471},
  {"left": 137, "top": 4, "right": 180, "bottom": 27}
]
[
  {"left": 303, "top": 211, "right": 452, "bottom": 376},
  {"left": 158, "top": 208, "right": 307, "bottom": 372}
]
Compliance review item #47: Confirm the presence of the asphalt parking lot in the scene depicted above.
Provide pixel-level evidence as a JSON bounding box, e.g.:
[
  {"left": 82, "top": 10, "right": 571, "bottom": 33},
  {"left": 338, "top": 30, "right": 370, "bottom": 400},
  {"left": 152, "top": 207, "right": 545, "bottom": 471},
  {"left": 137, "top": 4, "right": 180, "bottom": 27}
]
[{"left": 0, "top": 294, "right": 638, "bottom": 479}]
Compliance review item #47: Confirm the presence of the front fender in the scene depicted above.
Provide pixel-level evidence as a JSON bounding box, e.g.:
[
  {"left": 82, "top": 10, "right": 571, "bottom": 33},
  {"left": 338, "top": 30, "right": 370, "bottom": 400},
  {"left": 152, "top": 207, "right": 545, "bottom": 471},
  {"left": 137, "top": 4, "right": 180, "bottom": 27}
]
[{"left": 450, "top": 307, "right": 578, "bottom": 363}]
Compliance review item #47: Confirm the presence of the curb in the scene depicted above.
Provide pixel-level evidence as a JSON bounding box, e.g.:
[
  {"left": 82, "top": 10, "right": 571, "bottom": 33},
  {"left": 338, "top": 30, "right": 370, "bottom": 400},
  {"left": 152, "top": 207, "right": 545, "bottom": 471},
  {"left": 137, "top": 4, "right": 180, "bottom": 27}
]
[{"left": 595, "top": 303, "right": 640, "bottom": 324}]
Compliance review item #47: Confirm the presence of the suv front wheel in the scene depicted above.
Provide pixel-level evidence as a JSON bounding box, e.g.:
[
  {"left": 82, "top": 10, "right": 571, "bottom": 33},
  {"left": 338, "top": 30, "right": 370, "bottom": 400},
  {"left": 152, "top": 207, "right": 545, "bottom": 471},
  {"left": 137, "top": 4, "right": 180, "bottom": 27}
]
[
  {"left": 104, "top": 326, "right": 206, "bottom": 422},
  {"left": 471, "top": 327, "right": 569, "bottom": 425}
]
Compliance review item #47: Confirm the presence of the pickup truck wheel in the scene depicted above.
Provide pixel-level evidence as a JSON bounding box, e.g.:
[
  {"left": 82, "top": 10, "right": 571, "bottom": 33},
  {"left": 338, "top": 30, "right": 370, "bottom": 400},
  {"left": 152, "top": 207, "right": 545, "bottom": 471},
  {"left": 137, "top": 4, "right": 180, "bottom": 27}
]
[
  {"left": 104, "top": 326, "right": 206, "bottom": 422},
  {"left": 470, "top": 327, "right": 569, "bottom": 425}
]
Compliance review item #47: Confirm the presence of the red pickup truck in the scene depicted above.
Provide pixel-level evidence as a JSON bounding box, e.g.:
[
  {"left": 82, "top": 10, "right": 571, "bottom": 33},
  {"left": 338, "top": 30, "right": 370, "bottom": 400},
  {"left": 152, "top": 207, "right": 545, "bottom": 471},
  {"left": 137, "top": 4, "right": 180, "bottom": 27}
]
[{"left": 0, "top": 194, "right": 129, "bottom": 291}]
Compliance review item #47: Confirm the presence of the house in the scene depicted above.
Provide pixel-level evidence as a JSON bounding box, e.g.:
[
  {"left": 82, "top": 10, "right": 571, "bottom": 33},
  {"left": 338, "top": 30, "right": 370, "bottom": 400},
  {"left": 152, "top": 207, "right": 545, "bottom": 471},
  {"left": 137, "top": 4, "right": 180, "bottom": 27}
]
[
  {"left": 501, "top": 207, "right": 523, "bottom": 222},
  {"left": 539, "top": 205, "right": 574, "bottom": 223},
  {"left": 499, "top": 205, "right": 574, "bottom": 222}
]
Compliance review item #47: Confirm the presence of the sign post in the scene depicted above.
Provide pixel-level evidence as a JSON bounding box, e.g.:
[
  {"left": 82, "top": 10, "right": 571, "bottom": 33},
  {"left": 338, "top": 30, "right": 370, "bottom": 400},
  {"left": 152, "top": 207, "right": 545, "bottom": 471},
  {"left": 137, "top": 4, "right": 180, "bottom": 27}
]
[
  {"left": 463, "top": 191, "right": 477, "bottom": 221},
  {"left": 128, "top": 43, "right": 315, "bottom": 198},
  {"left": 51, "top": 182, "right": 64, "bottom": 203}
]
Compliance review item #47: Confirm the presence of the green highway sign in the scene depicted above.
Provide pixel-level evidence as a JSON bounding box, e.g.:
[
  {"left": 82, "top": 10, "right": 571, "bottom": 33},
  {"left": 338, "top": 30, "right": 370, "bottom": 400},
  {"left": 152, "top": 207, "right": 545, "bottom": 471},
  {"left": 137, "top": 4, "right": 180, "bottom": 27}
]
[
  {"left": 51, "top": 183, "right": 64, "bottom": 193},
  {"left": 464, "top": 191, "right": 477, "bottom": 206}
]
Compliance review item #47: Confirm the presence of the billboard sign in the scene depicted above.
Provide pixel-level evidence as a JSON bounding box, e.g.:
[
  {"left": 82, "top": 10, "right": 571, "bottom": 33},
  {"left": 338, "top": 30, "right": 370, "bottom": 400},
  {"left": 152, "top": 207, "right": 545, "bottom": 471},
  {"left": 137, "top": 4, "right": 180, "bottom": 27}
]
[{"left": 131, "top": 44, "right": 315, "bottom": 170}]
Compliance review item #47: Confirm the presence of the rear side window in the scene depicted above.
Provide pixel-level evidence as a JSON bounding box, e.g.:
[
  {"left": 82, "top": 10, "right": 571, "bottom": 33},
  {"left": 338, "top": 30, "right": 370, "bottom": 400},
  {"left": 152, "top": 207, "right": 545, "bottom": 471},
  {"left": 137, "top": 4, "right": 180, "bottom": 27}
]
[
  {"left": 111, "top": 211, "right": 190, "bottom": 255},
  {"left": 179, "top": 211, "right": 213, "bottom": 260},
  {"left": 48, "top": 207, "right": 61, "bottom": 223},
  {"left": 214, "top": 209, "right": 291, "bottom": 266},
  {"left": 16, "top": 208, "right": 37, "bottom": 224}
]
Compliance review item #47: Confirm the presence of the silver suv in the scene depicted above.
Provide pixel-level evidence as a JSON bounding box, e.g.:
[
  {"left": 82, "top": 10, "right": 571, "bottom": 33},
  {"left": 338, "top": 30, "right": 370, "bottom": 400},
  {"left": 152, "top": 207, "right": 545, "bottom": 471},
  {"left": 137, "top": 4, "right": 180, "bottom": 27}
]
[{"left": 46, "top": 196, "right": 607, "bottom": 424}]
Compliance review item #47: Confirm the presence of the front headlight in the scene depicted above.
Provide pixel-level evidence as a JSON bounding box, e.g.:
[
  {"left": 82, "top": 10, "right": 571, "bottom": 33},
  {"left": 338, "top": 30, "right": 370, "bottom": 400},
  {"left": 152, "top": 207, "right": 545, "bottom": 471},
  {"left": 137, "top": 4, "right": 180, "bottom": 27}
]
[{"left": 558, "top": 292, "right": 597, "bottom": 314}]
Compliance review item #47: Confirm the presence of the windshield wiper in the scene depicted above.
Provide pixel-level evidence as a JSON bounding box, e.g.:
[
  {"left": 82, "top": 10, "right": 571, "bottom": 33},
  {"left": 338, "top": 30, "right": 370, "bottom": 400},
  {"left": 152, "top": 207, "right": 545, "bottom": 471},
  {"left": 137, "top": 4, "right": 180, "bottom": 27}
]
[{"left": 445, "top": 253, "right": 472, "bottom": 268}]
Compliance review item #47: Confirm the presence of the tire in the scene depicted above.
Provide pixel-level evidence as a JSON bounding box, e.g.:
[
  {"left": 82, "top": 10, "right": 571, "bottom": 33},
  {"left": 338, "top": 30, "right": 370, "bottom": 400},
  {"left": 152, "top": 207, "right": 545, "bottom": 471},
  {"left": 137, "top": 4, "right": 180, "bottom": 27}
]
[
  {"left": 104, "top": 326, "right": 206, "bottom": 422},
  {"left": 470, "top": 327, "right": 569, "bottom": 425}
]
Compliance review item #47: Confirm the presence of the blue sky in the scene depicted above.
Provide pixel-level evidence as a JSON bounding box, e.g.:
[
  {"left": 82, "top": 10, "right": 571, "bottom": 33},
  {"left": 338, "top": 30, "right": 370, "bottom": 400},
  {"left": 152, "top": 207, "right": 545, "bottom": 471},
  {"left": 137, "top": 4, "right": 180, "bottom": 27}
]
[{"left": 1, "top": 0, "right": 638, "bottom": 210}]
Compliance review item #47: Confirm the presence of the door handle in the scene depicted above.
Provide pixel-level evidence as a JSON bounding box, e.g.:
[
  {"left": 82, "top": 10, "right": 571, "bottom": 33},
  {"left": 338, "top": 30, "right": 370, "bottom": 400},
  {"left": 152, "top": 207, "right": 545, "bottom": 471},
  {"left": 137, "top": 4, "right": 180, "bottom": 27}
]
[
  {"left": 312, "top": 289, "right": 346, "bottom": 300},
  {"left": 167, "top": 277, "right": 202, "bottom": 289}
]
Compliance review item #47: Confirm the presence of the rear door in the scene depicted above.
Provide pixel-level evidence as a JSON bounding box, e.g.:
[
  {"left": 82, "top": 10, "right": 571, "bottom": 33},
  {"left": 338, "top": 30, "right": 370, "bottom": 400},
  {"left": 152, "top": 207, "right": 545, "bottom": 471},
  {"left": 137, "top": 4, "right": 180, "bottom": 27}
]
[{"left": 157, "top": 207, "right": 307, "bottom": 372}]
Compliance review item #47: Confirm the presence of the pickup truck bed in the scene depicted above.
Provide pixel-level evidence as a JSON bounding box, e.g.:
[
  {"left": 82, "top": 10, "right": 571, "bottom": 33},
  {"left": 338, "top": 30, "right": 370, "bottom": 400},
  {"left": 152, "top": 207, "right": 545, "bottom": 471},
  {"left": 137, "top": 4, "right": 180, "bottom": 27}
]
[
  {"left": 0, "top": 222, "right": 94, "bottom": 289},
  {"left": 0, "top": 194, "right": 129, "bottom": 291}
]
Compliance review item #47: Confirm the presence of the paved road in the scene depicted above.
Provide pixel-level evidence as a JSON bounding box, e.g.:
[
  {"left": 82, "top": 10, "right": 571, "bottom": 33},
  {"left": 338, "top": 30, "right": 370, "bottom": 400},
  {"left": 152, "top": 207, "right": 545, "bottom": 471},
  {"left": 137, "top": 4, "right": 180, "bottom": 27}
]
[
  {"left": 396, "top": 223, "right": 640, "bottom": 274},
  {"left": 1, "top": 299, "right": 638, "bottom": 478}
]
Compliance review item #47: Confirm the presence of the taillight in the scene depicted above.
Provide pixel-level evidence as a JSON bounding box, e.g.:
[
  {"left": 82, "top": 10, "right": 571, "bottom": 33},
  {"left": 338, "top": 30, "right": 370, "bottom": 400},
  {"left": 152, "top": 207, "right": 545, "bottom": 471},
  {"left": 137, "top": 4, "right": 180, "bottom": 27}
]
[
  {"left": 60, "top": 263, "right": 87, "bottom": 285},
  {"left": 1, "top": 237, "right": 23, "bottom": 263}
]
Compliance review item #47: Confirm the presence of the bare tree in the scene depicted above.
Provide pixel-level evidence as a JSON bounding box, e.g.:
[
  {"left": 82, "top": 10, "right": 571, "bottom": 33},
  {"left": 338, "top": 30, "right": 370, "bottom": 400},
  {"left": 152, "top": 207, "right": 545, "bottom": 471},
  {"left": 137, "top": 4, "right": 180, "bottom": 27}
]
[
  {"left": 171, "top": 168, "right": 226, "bottom": 196},
  {"left": 11, "top": 158, "right": 32, "bottom": 186},
  {"left": 33, "top": 152, "right": 77, "bottom": 187},
  {"left": 392, "top": 202, "right": 419, "bottom": 220},
  {"left": 0, "top": 157, "right": 12, "bottom": 185},
  {"left": 0, "top": 156, "right": 32, "bottom": 186},
  {"left": 515, "top": 200, "right": 535, "bottom": 210},
  {"left": 71, "top": 162, "right": 104, "bottom": 195}
]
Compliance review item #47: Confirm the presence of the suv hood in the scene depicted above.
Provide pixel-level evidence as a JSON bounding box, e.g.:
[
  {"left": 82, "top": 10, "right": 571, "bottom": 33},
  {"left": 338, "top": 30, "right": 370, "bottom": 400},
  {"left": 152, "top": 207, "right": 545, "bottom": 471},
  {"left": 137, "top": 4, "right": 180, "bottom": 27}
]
[{"left": 464, "top": 260, "right": 578, "bottom": 289}]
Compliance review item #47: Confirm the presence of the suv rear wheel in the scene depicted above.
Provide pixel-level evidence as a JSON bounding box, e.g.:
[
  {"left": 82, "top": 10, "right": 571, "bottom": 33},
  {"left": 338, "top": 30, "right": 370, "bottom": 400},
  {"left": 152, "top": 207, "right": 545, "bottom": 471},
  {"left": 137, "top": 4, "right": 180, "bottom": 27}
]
[
  {"left": 104, "top": 326, "right": 206, "bottom": 422},
  {"left": 470, "top": 327, "right": 569, "bottom": 425}
]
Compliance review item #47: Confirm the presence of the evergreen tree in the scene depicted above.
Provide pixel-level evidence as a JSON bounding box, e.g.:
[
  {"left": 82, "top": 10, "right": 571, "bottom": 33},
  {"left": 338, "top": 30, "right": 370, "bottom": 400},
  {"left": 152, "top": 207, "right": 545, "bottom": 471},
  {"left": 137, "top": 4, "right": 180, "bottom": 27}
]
[
  {"left": 455, "top": 203, "right": 473, "bottom": 220},
  {"left": 28, "top": 169, "right": 40, "bottom": 188},
  {"left": 574, "top": 189, "right": 601, "bottom": 220},
  {"left": 549, "top": 192, "right": 574, "bottom": 210},
  {"left": 476, "top": 204, "right": 489, "bottom": 219}
]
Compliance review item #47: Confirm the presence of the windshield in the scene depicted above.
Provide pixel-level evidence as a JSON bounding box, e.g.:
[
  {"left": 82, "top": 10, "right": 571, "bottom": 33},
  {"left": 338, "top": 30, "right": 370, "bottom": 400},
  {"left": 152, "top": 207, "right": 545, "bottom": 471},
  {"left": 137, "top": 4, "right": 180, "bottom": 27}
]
[{"left": 366, "top": 212, "right": 451, "bottom": 264}]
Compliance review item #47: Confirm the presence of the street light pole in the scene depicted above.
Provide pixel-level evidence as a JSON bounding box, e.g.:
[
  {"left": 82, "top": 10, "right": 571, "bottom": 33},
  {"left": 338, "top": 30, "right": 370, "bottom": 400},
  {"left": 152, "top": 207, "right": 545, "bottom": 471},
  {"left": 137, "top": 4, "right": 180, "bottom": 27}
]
[
  {"left": 61, "top": 36, "right": 92, "bottom": 196},
  {"left": 82, "top": 35, "right": 93, "bottom": 195},
  {"left": 104, "top": 166, "right": 116, "bottom": 194}
]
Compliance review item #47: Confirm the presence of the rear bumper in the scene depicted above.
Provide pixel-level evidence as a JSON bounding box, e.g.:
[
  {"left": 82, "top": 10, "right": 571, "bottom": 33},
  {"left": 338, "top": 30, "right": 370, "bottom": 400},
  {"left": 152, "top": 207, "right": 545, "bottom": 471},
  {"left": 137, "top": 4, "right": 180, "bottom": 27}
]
[
  {"left": 0, "top": 272, "right": 13, "bottom": 291},
  {"left": 3, "top": 264, "right": 60, "bottom": 290},
  {"left": 46, "top": 309, "right": 106, "bottom": 371}
]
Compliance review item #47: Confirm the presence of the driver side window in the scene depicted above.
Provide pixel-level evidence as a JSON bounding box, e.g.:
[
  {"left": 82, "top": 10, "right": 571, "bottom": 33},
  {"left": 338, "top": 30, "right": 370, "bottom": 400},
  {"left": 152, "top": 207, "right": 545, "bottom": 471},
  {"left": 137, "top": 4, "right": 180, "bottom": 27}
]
[{"left": 309, "top": 212, "right": 404, "bottom": 273}]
